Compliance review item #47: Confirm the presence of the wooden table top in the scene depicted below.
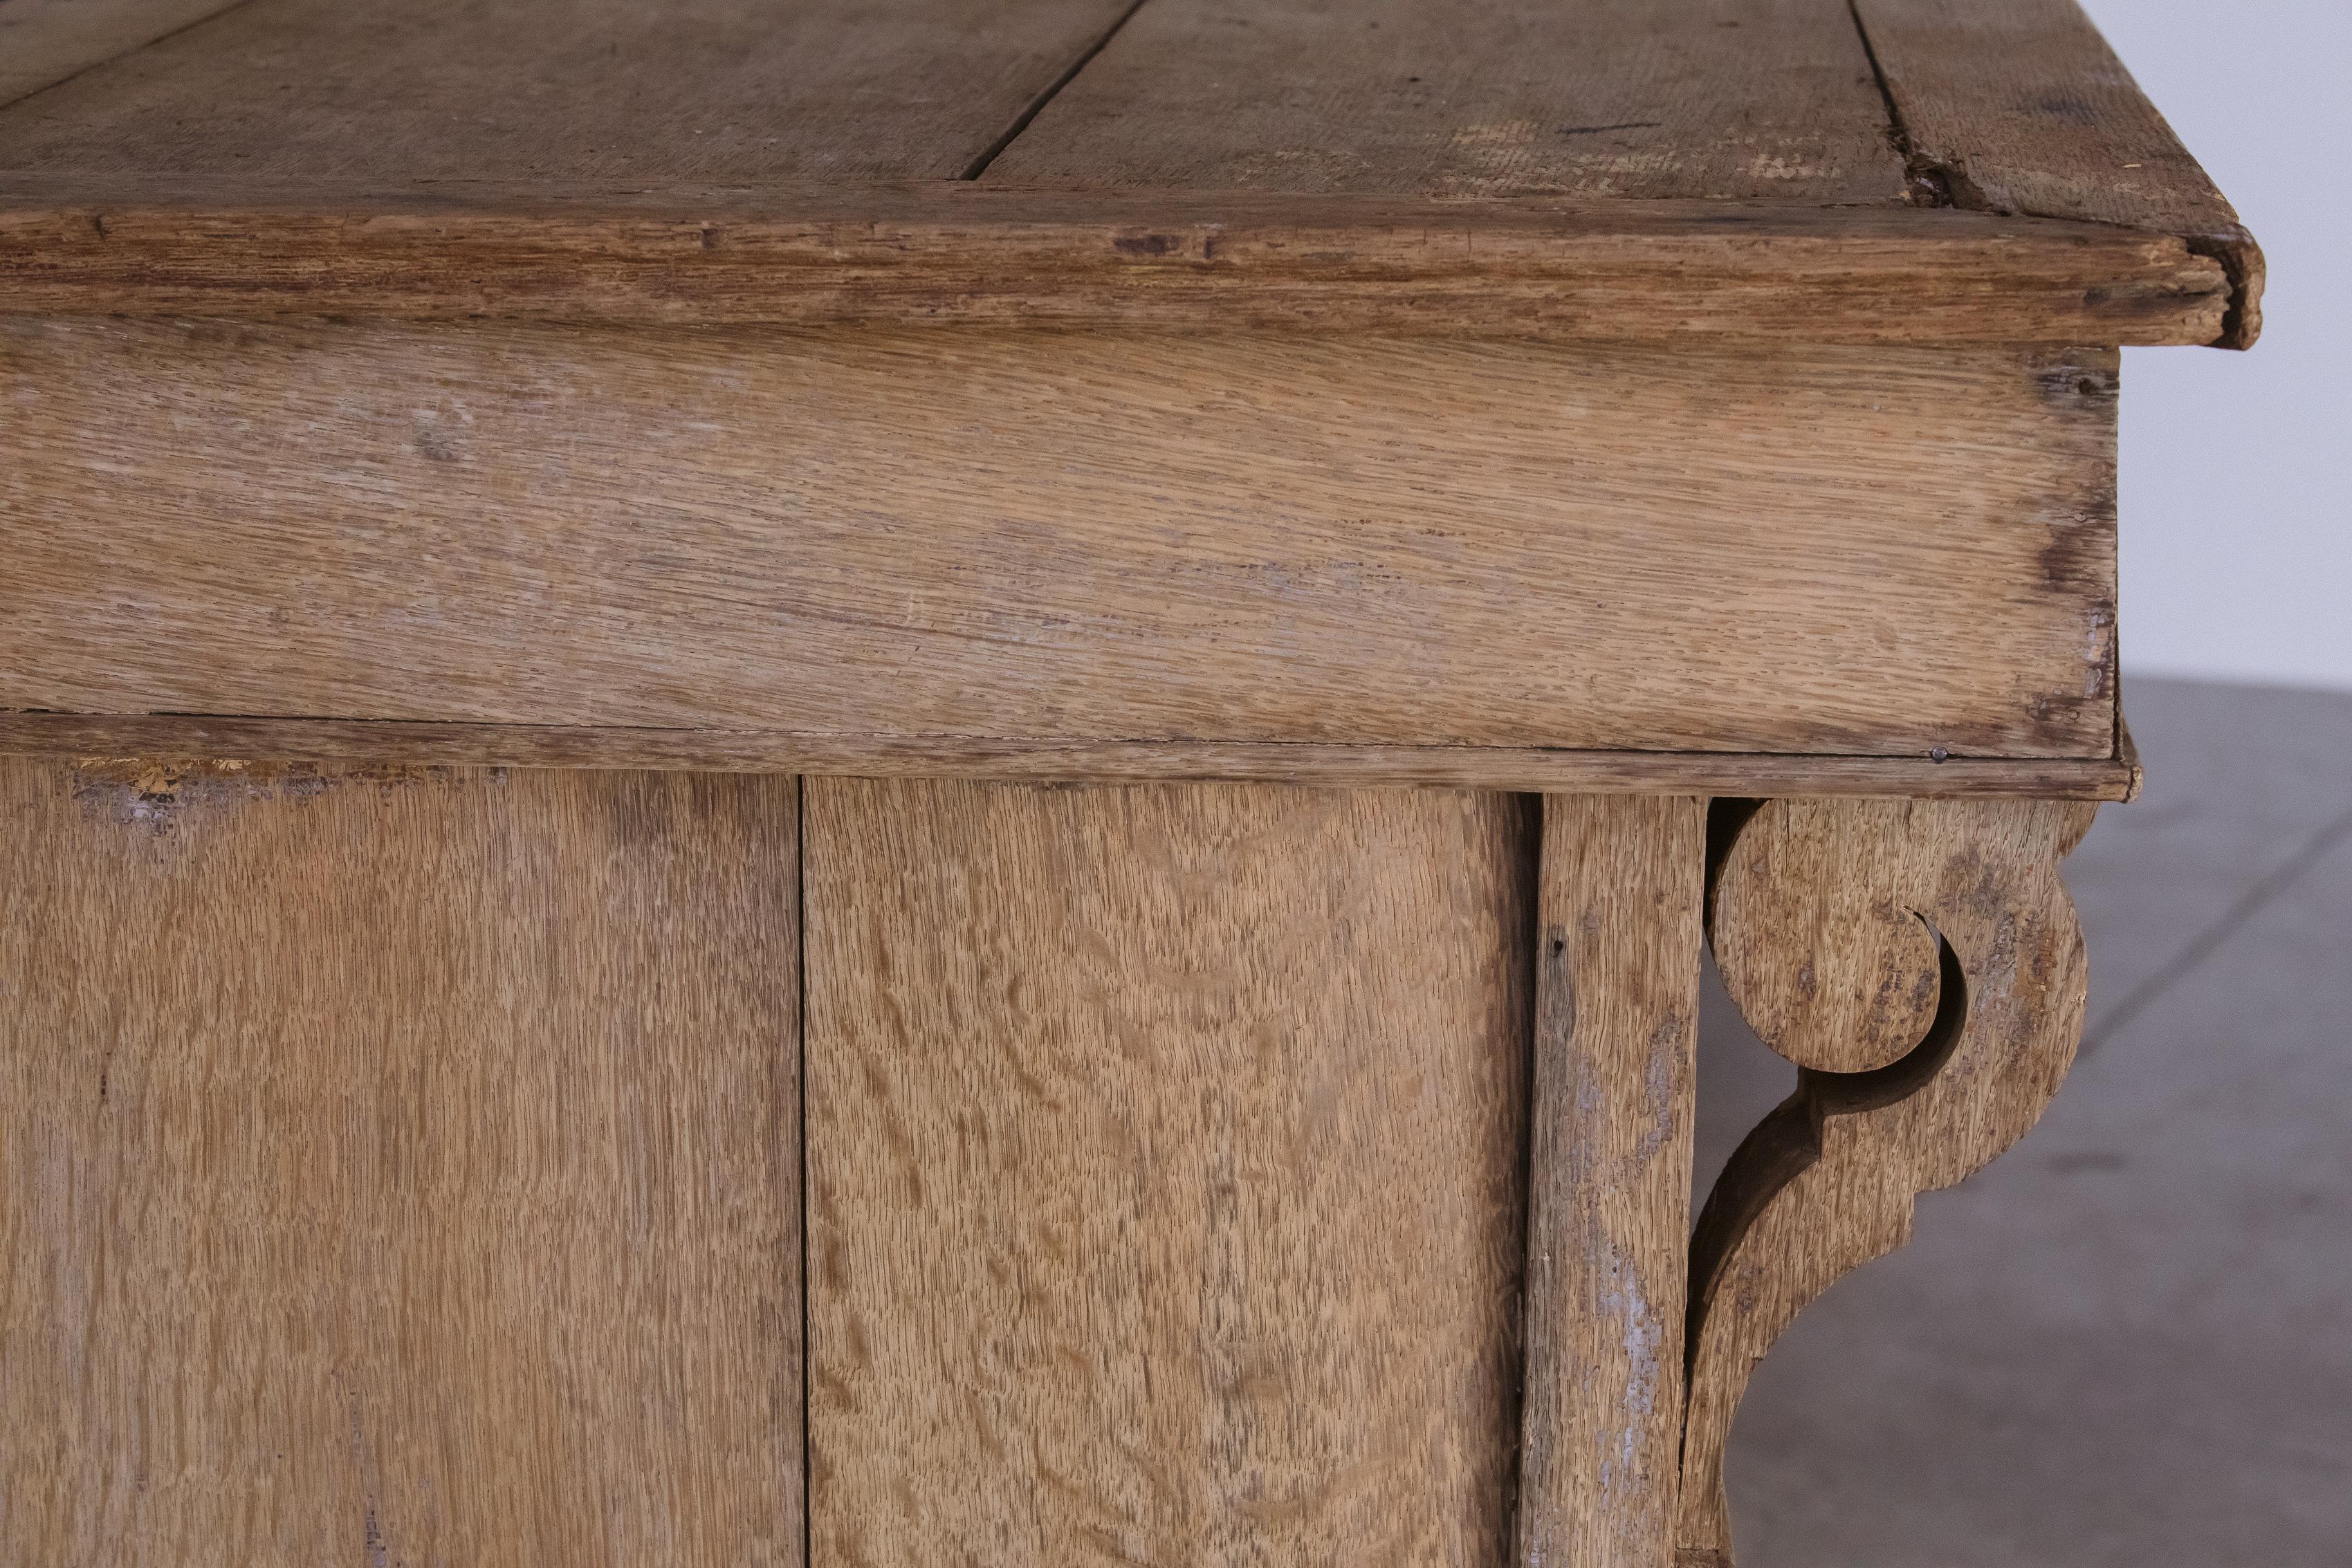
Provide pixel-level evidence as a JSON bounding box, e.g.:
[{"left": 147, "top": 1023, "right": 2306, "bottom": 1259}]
[{"left": 0, "top": 0, "right": 2257, "bottom": 346}]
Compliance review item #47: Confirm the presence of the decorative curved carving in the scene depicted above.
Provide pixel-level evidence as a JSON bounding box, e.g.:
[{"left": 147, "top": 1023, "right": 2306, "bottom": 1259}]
[{"left": 1676, "top": 797, "right": 2097, "bottom": 1568}]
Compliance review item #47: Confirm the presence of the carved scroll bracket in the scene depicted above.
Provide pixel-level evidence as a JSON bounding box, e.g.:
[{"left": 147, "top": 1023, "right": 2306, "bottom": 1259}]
[{"left": 1676, "top": 797, "right": 2097, "bottom": 1568}]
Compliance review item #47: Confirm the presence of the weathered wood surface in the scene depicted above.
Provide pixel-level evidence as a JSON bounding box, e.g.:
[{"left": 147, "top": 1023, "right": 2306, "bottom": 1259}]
[
  {"left": 1517, "top": 795, "right": 1705, "bottom": 1567},
  {"left": 1853, "top": 0, "right": 2263, "bottom": 347},
  {"left": 1679, "top": 796, "right": 2096, "bottom": 1567},
  {"left": 0, "top": 0, "right": 1141, "bottom": 182},
  {"left": 0, "top": 0, "right": 2254, "bottom": 342},
  {"left": 0, "top": 0, "right": 250, "bottom": 110},
  {"left": 0, "top": 712, "right": 2146, "bottom": 800},
  {"left": 0, "top": 320, "right": 2122, "bottom": 763},
  {"left": 987, "top": 0, "right": 1904, "bottom": 202},
  {"left": 0, "top": 181, "right": 2231, "bottom": 342},
  {"left": 802, "top": 779, "right": 1531, "bottom": 1562},
  {"left": 0, "top": 757, "right": 803, "bottom": 1567}
]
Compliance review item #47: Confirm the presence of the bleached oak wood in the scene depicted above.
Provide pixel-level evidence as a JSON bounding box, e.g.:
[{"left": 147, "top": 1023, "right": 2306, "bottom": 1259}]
[
  {"left": 0, "top": 320, "right": 2121, "bottom": 764},
  {"left": 1709, "top": 804, "right": 1945, "bottom": 1074},
  {"left": 988, "top": 0, "right": 1904, "bottom": 202},
  {"left": 0, "top": 712, "right": 2147, "bottom": 800},
  {"left": 2115, "top": 708, "right": 2144, "bottom": 800},
  {"left": 0, "top": 0, "right": 1141, "bottom": 183},
  {"left": 1678, "top": 796, "right": 2097, "bottom": 1567},
  {"left": 1853, "top": 0, "right": 2263, "bottom": 347},
  {"left": 0, "top": 2, "right": 2257, "bottom": 1560},
  {"left": 0, "top": 0, "right": 2252, "bottom": 343},
  {"left": 1517, "top": 795, "right": 1706, "bottom": 1567},
  {"left": 0, "top": 755, "right": 802, "bottom": 1567},
  {"left": 0, "top": 0, "right": 252, "bottom": 110},
  {"left": 802, "top": 779, "right": 1531, "bottom": 1562}
]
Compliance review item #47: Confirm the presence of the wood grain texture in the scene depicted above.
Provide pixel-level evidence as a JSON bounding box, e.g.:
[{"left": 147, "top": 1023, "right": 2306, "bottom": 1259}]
[
  {"left": 989, "top": 0, "right": 1906, "bottom": 203},
  {"left": 802, "top": 778, "right": 1530, "bottom": 1565},
  {"left": 1853, "top": 0, "right": 2263, "bottom": 347},
  {"left": 0, "top": 0, "right": 2255, "bottom": 346},
  {"left": 0, "top": 0, "right": 1139, "bottom": 183},
  {"left": 1678, "top": 796, "right": 2097, "bottom": 1567},
  {"left": 0, "top": 712, "right": 2147, "bottom": 799},
  {"left": 0, "top": 756, "right": 802, "bottom": 1567},
  {"left": 0, "top": 319, "right": 2122, "bottom": 761},
  {"left": 1517, "top": 795, "right": 1705, "bottom": 1568},
  {"left": 0, "top": 180, "right": 2232, "bottom": 342},
  {"left": 1708, "top": 802, "right": 1944, "bottom": 1074},
  {"left": 0, "top": 0, "right": 252, "bottom": 109}
]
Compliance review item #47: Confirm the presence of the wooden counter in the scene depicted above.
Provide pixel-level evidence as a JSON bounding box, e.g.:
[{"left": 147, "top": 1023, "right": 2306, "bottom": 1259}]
[{"left": 0, "top": 1, "right": 2254, "bottom": 1562}]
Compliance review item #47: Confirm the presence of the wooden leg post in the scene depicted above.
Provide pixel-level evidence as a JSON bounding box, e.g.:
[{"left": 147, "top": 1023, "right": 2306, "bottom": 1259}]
[{"left": 1516, "top": 795, "right": 1707, "bottom": 1567}]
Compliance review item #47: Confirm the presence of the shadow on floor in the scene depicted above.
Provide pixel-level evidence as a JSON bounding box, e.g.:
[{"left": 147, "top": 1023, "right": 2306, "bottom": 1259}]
[{"left": 1695, "top": 676, "right": 2352, "bottom": 1567}]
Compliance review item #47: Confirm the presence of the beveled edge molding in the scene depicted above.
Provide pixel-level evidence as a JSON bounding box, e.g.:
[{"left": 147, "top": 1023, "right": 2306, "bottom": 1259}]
[
  {"left": 0, "top": 177, "right": 2230, "bottom": 344},
  {"left": 1676, "top": 795, "right": 2097, "bottom": 1566},
  {"left": 0, "top": 713, "right": 2140, "bottom": 800}
]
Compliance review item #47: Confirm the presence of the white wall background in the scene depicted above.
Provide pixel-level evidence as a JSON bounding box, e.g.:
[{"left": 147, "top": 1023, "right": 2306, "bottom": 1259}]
[{"left": 2076, "top": 0, "right": 2351, "bottom": 691}]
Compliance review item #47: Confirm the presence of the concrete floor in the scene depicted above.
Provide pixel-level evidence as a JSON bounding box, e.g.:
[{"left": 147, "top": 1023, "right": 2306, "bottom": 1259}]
[{"left": 1697, "top": 676, "right": 2352, "bottom": 1566}]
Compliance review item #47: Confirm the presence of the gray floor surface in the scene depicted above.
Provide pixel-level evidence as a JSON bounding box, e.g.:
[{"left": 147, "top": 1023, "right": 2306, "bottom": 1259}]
[{"left": 1697, "top": 676, "right": 2352, "bottom": 1565}]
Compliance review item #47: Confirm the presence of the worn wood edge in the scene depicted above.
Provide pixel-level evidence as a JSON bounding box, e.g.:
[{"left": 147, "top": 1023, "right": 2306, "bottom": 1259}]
[
  {"left": 0, "top": 713, "right": 2141, "bottom": 798},
  {"left": 1847, "top": 0, "right": 2262, "bottom": 349},
  {"left": 0, "top": 0, "right": 255, "bottom": 112},
  {"left": 2187, "top": 226, "right": 2264, "bottom": 351},
  {"left": 2114, "top": 705, "right": 2144, "bottom": 803},
  {"left": 0, "top": 179, "right": 2227, "bottom": 341}
]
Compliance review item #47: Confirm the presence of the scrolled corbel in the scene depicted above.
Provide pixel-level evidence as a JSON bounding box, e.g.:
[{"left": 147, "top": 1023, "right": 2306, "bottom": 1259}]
[{"left": 1675, "top": 796, "right": 2097, "bottom": 1567}]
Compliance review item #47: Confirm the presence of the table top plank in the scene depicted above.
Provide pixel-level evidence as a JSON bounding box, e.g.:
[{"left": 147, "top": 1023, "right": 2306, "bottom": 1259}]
[
  {"left": 0, "top": 0, "right": 1142, "bottom": 183},
  {"left": 986, "top": 0, "right": 1908, "bottom": 203},
  {"left": 0, "top": 0, "right": 248, "bottom": 110},
  {"left": 1854, "top": 0, "right": 2261, "bottom": 346}
]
